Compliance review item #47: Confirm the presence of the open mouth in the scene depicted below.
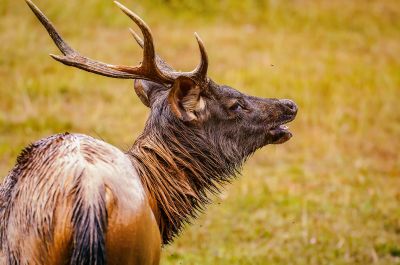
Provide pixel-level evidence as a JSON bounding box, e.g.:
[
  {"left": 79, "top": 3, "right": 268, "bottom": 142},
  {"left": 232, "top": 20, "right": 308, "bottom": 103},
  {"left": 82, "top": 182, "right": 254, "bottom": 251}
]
[
  {"left": 268, "top": 124, "right": 292, "bottom": 144},
  {"left": 267, "top": 115, "right": 296, "bottom": 144}
]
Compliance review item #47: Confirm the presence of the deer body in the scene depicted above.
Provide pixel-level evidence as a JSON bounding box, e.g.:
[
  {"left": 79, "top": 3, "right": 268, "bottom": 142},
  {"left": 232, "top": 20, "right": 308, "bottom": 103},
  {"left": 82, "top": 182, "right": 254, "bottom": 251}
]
[
  {"left": 1, "top": 133, "right": 161, "bottom": 264},
  {"left": 0, "top": 1, "right": 298, "bottom": 264}
]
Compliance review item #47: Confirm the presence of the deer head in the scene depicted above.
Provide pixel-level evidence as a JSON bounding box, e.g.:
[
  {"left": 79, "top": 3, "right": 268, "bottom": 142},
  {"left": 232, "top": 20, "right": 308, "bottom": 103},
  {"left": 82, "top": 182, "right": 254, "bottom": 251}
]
[
  {"left": 26, "top": 0, "right": 298, "bottom": 243},
  {"left": 26, "top": 0, "right": 297, "bottom": 150}
]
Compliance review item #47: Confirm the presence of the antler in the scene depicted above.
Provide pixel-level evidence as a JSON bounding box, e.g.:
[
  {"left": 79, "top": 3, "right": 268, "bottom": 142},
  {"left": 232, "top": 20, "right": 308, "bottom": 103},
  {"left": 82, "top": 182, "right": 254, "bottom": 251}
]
[
  {"left": 25, "top": 0, "right": 209, "bottom": 85},
  {"left": 128, "top": 28, "right": 208, "bottom": 83}
]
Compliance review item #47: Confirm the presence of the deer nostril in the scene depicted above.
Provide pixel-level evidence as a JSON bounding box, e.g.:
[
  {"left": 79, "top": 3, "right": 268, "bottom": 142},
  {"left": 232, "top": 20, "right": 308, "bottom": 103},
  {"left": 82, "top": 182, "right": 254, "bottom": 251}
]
[{"left": 279, "top": 99, "right": 298, "bottom": 114}]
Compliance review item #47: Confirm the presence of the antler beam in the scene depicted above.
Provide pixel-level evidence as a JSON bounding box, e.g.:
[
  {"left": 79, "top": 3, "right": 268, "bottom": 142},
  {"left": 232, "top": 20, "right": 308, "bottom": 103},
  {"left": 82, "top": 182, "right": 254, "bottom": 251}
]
[
  {"left": 26, "top": 0, "right": 143, "bottom": 80},
  {"left": 26, "top": 0, "right": 209, "bottom": 85}
]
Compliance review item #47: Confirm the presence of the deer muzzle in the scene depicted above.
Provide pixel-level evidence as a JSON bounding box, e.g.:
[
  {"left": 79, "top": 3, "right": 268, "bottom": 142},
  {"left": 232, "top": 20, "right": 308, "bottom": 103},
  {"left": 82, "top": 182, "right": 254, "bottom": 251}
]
[{"left": 268, "top": 99, "right": 298, "bottom": 144}]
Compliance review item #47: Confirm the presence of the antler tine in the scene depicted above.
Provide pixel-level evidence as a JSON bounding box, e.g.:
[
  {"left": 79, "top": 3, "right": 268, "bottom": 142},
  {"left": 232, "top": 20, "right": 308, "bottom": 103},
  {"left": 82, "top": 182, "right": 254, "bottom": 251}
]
[
  {"left": 113, "top": 1, "right": 173, "bottom": 82},
  {"left": 25, "top": 0, "right": 141, "bottom": 79},
  {"left": 113, "top": 1, "right": 155, "bottom": 69},
  {"left": 129, "top": 28, "right": 144, "bottom": 48},
  {"left": 128, "top": 28, "right": 175, "bottom": 73},
  {"left": 192, "top": 33, "right": 209, "bottom": 82},
  {"left": 25, "top": 0, "right": 73, "bottom": 55}
]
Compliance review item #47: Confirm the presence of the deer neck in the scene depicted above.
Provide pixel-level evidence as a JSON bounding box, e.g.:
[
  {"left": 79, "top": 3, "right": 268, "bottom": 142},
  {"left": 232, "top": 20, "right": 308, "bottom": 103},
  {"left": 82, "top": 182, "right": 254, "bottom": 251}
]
[{"left": 127, "top": 128, "right": 242, "bottom": 244}]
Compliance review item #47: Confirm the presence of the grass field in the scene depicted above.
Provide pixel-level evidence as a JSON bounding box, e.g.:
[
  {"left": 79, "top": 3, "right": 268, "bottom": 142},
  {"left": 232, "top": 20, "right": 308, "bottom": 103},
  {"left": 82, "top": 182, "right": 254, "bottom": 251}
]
[{"left": 1, "top": 0, "right": 400, "bottom": 264}]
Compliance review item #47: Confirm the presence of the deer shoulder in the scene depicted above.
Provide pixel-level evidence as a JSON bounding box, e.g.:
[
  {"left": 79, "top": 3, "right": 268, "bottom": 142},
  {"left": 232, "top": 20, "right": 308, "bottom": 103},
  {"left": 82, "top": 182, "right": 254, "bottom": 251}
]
[{"left": 0, "top": 133, "right": 160, "bottom": 265}]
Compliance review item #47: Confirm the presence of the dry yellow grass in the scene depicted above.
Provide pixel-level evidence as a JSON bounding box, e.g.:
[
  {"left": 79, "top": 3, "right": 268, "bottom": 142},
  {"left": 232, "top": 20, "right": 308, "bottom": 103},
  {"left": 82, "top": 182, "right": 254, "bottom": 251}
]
[{"left": 1, "top": 0, "right": 399, "bottom": 264}]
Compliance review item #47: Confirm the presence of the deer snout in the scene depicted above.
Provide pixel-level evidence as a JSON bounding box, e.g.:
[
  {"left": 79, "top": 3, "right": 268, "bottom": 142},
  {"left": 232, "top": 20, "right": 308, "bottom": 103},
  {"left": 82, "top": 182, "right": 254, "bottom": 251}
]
[{"left": 279, "top": 99, "right": 298, "bottom": 116}]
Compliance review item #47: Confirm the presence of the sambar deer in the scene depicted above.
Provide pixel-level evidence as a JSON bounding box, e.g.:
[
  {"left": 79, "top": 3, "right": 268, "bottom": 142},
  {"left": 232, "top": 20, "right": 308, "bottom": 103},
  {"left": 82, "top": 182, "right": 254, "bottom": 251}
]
[{"left": 0, "top": 1, "right": 298, "bottom": 264}]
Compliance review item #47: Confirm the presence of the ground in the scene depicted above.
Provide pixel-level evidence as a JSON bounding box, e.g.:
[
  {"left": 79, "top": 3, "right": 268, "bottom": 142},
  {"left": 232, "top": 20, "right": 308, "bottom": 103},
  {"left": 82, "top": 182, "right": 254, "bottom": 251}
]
[{"left": 0, "top": 0, "right": 399, "bottom": 264}]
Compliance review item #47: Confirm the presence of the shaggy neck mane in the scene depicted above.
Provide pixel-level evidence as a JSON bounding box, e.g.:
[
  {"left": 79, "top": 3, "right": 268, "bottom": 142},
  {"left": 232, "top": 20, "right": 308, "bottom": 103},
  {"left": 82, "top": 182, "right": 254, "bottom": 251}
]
[{"left": 127, "top": 121, "right": 243, "bottom": 244}]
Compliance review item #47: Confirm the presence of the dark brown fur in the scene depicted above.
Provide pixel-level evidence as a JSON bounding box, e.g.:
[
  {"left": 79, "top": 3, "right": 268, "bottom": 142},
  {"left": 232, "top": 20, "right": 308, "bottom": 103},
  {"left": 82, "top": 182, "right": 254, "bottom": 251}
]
[
  {"left": 130, "top": 123, "right": 242, "bottom": 243},
  {"left": 127, "top": 78, "right": 298, "bottom": 244}
]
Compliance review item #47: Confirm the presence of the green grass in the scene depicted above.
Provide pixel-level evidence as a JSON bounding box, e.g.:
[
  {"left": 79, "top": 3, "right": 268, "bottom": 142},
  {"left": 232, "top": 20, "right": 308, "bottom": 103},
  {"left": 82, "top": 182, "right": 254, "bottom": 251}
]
[{"left": 1, "top": 0, "right": 400, "bottom": 264}]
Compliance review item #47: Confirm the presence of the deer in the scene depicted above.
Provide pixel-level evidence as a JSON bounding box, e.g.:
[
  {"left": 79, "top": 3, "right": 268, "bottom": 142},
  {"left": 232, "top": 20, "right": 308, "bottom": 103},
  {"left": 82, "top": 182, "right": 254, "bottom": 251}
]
[{"left": 0, "top": 1, "right": 298, "bottom": 264}]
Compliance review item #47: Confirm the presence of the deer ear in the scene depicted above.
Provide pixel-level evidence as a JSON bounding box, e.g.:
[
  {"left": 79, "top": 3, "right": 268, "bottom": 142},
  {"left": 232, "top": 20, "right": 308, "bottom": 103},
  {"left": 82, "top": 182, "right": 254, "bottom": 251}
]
[
  {"left": 168, "top": 76, "right": 205, "bottom": 122},
  {"left": 134, "top": 79, "right": 150, "bottom": 107},
  {"left": 134, "top": 79, "right": 166, "bottom": 108}
]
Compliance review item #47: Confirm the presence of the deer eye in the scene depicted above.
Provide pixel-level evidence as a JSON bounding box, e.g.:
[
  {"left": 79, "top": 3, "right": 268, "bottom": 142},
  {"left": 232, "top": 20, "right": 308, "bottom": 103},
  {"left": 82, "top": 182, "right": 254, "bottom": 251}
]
[{"left": 229, "top": 101, "right": 242, "bottom": 111}]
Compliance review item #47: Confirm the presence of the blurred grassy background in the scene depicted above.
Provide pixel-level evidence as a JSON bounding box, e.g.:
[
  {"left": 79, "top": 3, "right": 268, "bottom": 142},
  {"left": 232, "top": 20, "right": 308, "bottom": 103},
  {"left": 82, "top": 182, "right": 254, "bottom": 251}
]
[{"left": 1, "top": 0, "right": 399, "bottom": 264}]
